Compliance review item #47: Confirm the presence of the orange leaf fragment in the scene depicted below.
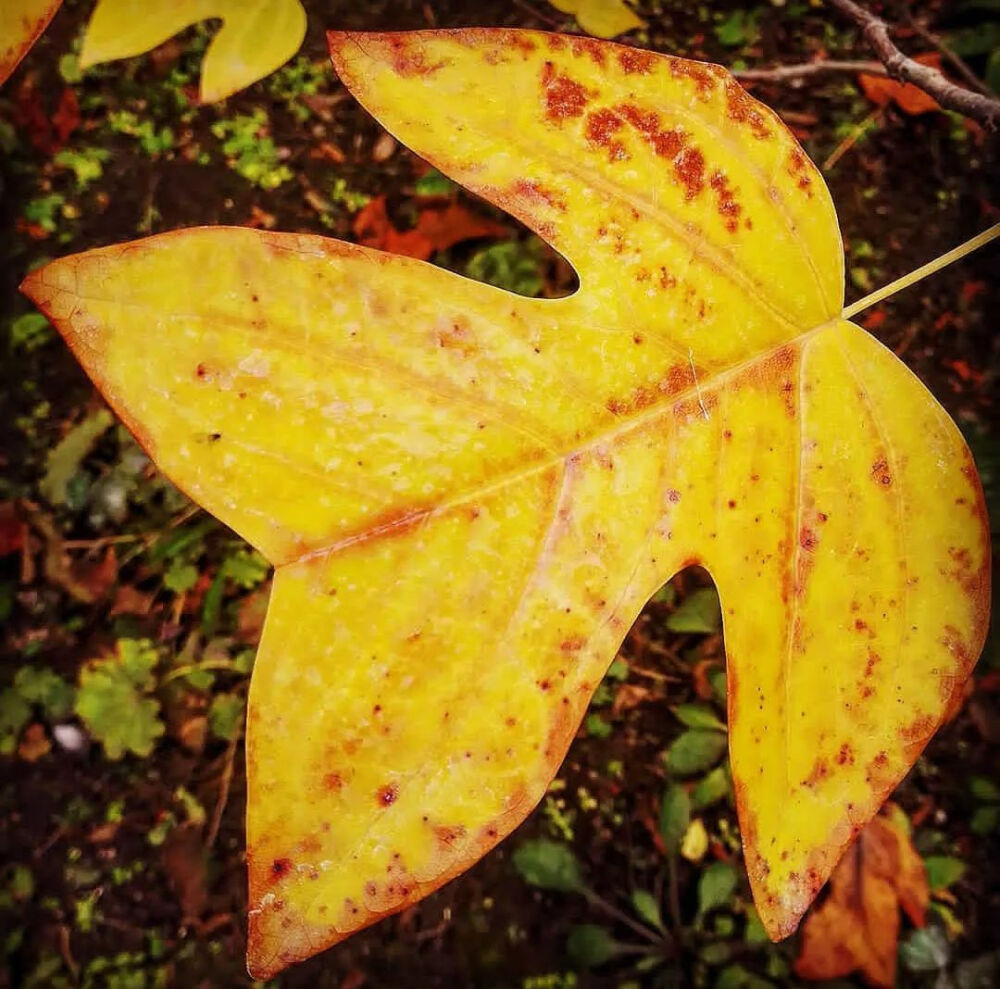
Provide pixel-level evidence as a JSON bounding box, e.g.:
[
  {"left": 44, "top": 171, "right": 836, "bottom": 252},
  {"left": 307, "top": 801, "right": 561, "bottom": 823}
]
[
  {"left": 0, "top": 0, "right": 62, "bottom": 87},
  {"left": 858, "top": 54, "right": 943, "bottom": 116},
  {"left": 352, "top": 195, "right": 507, "bottom": 260},
  {"left": 794, "top": 807, "right": 929, "bottom": 987}
]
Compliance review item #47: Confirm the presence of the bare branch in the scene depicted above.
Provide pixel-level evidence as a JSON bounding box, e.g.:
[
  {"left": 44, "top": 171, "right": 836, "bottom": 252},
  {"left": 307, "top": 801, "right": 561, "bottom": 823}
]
[
  {"left": 906, "top": 16, "right": 992, "bottom": 97},
  {"left": 827, "top": 0, "right": 1000, "bottom": 128},
  {"left": 735, "top": 59, "right": 887, "bottom": 82}
]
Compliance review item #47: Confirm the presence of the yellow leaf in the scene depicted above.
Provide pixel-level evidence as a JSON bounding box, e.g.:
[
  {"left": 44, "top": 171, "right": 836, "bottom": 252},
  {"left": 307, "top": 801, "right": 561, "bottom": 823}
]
[
  {"left": 0, "top": 0, "right": 62, "bottom": 86},
  {"left": 680, "top": 817, "right": 709, "bottom": 862},
  {"left": 549, "top": 0, "right": 644, "bottom": 39},
  {"left": 78, "top": 0, "right": 306, "bottom": 103},
  {"left": 20, "top": 29, "right": 989, "bottom": 979}
]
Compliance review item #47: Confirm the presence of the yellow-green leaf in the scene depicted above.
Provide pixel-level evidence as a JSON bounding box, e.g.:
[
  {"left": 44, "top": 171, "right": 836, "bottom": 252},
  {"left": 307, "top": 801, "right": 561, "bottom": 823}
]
[
  {"left": 0, "top": 0, "right": 62, "bottom": 86},
  {"left": 78, "top": 0, "right": 306, "bottom": 103},
  {"left": 20, "top": 29, "right": 990, "bottom": 979},
  {"left": 549, "top": 0, "right": 644, "bottom": 39}
]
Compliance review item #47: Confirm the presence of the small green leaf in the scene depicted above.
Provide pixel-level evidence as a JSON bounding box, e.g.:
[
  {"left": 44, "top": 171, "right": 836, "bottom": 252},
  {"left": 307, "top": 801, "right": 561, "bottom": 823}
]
[
  {"left": 40, "top": 410, "right": 113, "bottom": 506},
  {"left": 164, "top": 561, "right": 198, "bottom": 594},
  {"left": 74, "top": 639, "right": 163, "bottom": 759},
  {"left": 971, "top": 805, "right": 999, "bottom": 835},
  {"left": 14, "top": 667, "right": 75, "bottom": 720},
  {"left": 900, "top": 925, "right": 950, "bottom": 972},
  {"left": 743, "top": 907, "right": 768, "bottom": 946},
  {"left": 201, "top": 570, "right": 226, "bottom": 636},
  {"left": 0, "top": 689, "right": 31, "bottom": 754},
  {"left": 675, "top": 702, "right": 726, "bottom": 732},
  {"left": 692, "top": 766, "right": 731, "bottom": 810},
  {"left": 630, "top": 889, "right": 663, "bottom": 930},
  {"left": 566, "top": 924, "right": 618, "bottom": 967},
  {"left": 659, "top": 783, "right": 691, "bottom": 851},
  {"left": 8, "top": 864, "right": 35, "bottom": 902},
  {"left": 584, "top": 713, "right": 612, "bottom": 738},
  {"left": 512, "top": 839, "right": 584, "bottom": 893},
  {"left": 605, "top": 658, "right": 629, "bottom": 681},
  {"left": 414, "top": 168, "right": 457, "bottom": 196},
  {"left": 698, "top": 862, "right": 737, "bottom": 917},
  {"left": 465, "top": 239, "right": 544, "bottom": 297},
  {"left": 666, "top": 587, "right": 721, "bottom": 634},
  {"left": 222, "top": 549, "right": 270, "bottom": 589},
  {"left": 209, "top": 693, "right": 245, "bottom": 741},
  {"left": 665, "top": 729, "right": 728, "bottom": 776},
  {"left": 923, "top": 855, "right": 966, "bottom": 891},
  {"left": 700, "top": 942, "right": 731, "bottom": 966},
  {"left": 969, "top": 776, "right": 1000, "bottom": 803}
]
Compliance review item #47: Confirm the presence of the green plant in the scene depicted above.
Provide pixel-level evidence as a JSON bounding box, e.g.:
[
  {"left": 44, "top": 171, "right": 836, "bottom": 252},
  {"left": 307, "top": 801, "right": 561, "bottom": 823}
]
[
  {"left": 211, "top": 110, "right": 292, "bottom": 189},
  {"left": 74, "top": 639, "right": 164, "bottom": 758}
]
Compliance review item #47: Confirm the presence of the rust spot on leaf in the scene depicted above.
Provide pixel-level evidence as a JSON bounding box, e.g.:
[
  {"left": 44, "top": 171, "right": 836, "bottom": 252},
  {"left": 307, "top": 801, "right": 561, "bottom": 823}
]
[
  {"left": 710, "top": 170, "right": 742, "bottom": 233},
  {"left": 383, "top": 36, "right": 448, "bottom": 77},
  {"left": 513, "top": 178, "right": 567, "bottom": 212},
  {"left": 377, "top": 783, "right": 399, "bottom": 806},
  {"left": 803, "top": 757, "right": 830, "bottom": 788},
  {"left": 871, "top": 459, "right": 892, "bottom": 486},
  {"left": 271, "top": 858, "right": 293, "bottom": 878},
  {"left": 724, "top": 78, "right": 772, "bottom": 139},
  {"left": 541, "top": 63, "right": 589, "bottom": 121},
  {"left": 836, "top": 744, "right": 854, "bottom": 766},
  {"left": 569, "top": 36, "right": 607, "bottom": 67},
  {"left": 323, "top": 772, "right": 344, "bottom": 793},
  {"left": 585, "top": 108, "right": 628, "bottom": 162},
  {"left": 433, "top": 824, "right": 467, "bottom": 847},
  {"left": 618, "top": 47, "right": 654, "bottom": 74},
  {"left": 668, "top": 58, "right": 719, "bottom": 98},
  {"left": 786, "top": 148, "right": 813, "bottom": 195}
]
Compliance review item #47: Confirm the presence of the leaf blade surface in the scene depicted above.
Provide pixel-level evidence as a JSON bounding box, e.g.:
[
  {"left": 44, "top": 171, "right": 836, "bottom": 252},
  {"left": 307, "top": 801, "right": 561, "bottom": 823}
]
[{"left": 20, "top": 28, "right": 990, "bottom": 979}]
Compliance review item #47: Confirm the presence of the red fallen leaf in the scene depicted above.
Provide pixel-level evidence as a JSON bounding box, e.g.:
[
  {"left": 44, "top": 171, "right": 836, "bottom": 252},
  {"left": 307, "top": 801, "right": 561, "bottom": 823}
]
[
  {"left": 946, "top": 359, "right": 983, "bottom": 384},
  {"left": 794, "top": 806, "right": 928, "bottom": 988},
  {"left": 353, "top": 196, "right": 506, "bottom": 260},
  {"left": 161, "top": 824, "right": 208, "bottom": 923},
  {"left": 72, "top": 545, "right": 117, "bottom": 601},
  {"left": 13, "top": 81, "right": 79, "bottom": 153},
  {"left": 109, "top": 584, "right": 155, "bottom": 617},
  {"left": 961, "top": 280, "right": 987, "bottom": 305},
  {"left": 18, "top": 723, "right": 51, "bottom": 762},
  {"left": 0, "top": 502, "right": 26, "bottom": 556},
  {"left": 861, "top": 309, "right": 886, "bottom": 331},
  {"left": 858, "top": 54, "right": 943, "bottom": 116}
]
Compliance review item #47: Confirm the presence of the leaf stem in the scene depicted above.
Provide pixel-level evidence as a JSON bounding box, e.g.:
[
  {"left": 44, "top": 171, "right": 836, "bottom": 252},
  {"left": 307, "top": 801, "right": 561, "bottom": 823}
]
[
  {"left": 843, "top": 223, "right": 1000, "bottom": 318},
  {"left": 582, "top": 888, "right": 666, "bottom": 945}
]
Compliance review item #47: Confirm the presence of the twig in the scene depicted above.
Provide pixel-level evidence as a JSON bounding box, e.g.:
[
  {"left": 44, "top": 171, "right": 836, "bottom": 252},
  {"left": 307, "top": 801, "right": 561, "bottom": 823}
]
[
  {"left": 843, "top": 223, "right": 1000, "bottom": 318},
  {"left": 827, "top": 0, "right": 1000, "bottom": 127},
  {"left": 907, "top": 17, "right": 992, "bottom": 96},
  {"left": 205, "top": 729, "right": 240, "bottom": 851},
  {"left": 822, "top": 108, "right": 883, "bottom": 170},
  {"left": 735, "top": 59, "right": 886, "bottom": 82},
  {"left": 583, "top": 888, "right": 667, "bottom": 946}
]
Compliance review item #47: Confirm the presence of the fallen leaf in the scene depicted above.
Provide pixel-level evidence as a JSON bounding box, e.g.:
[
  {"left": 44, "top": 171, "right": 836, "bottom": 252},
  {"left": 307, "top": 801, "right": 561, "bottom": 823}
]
[
  {"left": 794, "top": 808, "right": 929, "bottom": 987},
  {"left": 17, "top": 722, "right": 51, "bottom": 761},
  {"left": 109, "top": 584, "right": 155, "bottom": 617},
  {"left": 161, "top": 824, "right": 208, "bottom": 922},
  {"left": 352, "top": 196, "right": 507, "bottom": 261},
  {"left": 20, "top": 30, "right": 989, "bottom": 979},
  {"left": 14, "top": 81, "right": 79, "bottom": 154},
  {"left": 858, "top": 54, "right": 943, "bottom": 116},
  {"left": 0, "top": 0, "right": 62, "bottom": 87},
  {"left": 79, "top": 0, "right": 307, "bottom": 103},
  {"left": 549, "top": 0, "right": 644, "bottom": 39},
  {"left": 0, "top": 502, "right": 27, "bottom": 556}
]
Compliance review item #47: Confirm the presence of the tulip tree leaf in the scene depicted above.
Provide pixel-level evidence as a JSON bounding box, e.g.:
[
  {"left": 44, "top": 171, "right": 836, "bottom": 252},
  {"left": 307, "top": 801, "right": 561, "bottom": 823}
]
[
  {"left": 0, "top": 0, "right": 62, "bottom": 87},
  {"left": 20, "top": 28, "right": 990, "bottom": 980},
  {"left": 79, "top": 0, "right": 306, "bottom": 103}
]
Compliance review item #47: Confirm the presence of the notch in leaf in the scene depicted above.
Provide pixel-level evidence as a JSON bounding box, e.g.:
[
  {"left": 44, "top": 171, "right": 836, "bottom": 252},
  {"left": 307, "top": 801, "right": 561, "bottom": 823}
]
[{"left": 19, "top": 28, "right": 990, "bottom": 979}]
